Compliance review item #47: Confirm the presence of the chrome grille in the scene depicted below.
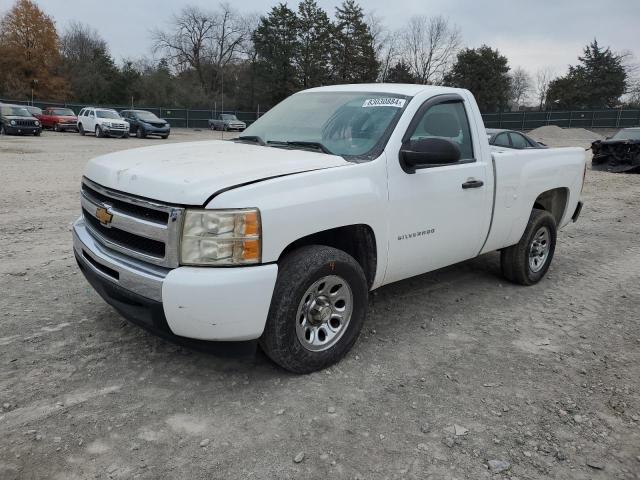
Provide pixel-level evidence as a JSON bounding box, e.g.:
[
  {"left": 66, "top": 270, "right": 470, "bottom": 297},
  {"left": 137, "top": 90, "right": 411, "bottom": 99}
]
[{"left": 80, "top": 178, "right": 184, "bottom": 268}]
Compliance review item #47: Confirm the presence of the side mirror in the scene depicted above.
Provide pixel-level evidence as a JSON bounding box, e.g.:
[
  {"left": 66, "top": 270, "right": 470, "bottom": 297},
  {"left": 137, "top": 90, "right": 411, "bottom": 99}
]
[{"left": 399, "top": 137, "right": 461, "bottom": 173}]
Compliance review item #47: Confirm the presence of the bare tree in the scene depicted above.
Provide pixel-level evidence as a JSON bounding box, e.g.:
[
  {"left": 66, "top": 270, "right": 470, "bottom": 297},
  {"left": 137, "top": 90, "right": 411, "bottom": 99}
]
[
  {"left": 152, "top": 5, "right": 216, "bottom": 89},
  {"left": 509, "top": 67, "right": 532, "bottom": 110},
  {"left": 60, "top": 21, "right": 108, "bottom": 63},
  {"left": 399, "top": 15, "right": 461, "bottom": 85},
  {"left": 534, "top": 67, "right": 554, "bottom": 110}
]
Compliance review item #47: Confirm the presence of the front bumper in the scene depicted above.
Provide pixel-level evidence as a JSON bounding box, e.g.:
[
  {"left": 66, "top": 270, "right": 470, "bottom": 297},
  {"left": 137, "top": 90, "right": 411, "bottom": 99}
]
[
  {"left": 4, "top": 125, "right": 41, "bottom": 135},
  {"left": 141, "top": 125, "right": 170, "bottom": 135},
  {"left": 73, "top": 217, "right": 278, "bottom": 341},
  {"left": 102, "top": 125, "right": 129, "bottom": 137}
]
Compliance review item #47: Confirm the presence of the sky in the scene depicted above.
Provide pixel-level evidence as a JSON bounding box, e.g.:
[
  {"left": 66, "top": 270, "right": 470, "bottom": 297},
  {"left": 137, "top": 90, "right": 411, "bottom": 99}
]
[{"left": 2, "top": 0, "right": 639, "bottom": 78}]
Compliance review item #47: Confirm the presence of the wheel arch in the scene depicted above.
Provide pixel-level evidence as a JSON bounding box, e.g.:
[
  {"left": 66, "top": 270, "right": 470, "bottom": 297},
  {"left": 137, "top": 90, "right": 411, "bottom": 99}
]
[
  {"left": 532, "top": 187, "right": 569, "bottom": 226},
  {"left": 277, "top": 224, "right": 377, "bottom": 289}
]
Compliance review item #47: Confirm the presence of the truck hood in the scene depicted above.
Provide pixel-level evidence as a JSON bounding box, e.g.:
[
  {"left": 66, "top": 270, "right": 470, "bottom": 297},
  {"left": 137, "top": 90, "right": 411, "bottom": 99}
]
[{"left": 84, "top": 140, "right": 350, "bottom": 205}]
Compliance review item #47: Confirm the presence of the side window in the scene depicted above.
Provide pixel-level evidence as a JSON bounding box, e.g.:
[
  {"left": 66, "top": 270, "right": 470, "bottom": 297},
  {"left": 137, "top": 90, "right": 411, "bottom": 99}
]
[
  {"left": 89, "top": 110, "right": 95, "bottom": 118},
  {"left": 79, "top": 109, "right": 84, "bottom": 117},
  {"left": 409, "top": 101, "right": 474, "bottom": 160},
  {"left": 509, "top": 132, "right": 530, "bottom": 149},
  {"left": 493, "top": 132, "right": 511, "bottom": 148}
]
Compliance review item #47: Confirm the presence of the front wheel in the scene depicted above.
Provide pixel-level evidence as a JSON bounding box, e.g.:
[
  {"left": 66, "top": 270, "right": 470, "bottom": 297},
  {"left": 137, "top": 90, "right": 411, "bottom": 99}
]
[
  {"left": 260, "top": 245, "right": 368, "bottom": 373},
  {"left": 136, "top": 127, "right": 145, "bottom": 139},
  {"left": 78, "top": 123, "right": 85, "bottom": 135},
  {"left": 95, "top": 125, "right": 104, "bottom": 138},
  {"left": 161, "top": 134, "right": 169, "bottom": 139},
  {"left": 54, "top": 123, "right": 60, "bottom": 132},
  {"left": 501, "top": 209, "right": 557, "bottom": 285},
  {"left": 34, "top": 130, "right": 41, "bottom": 136},
  {"left": 0, "top": 124, "right": 5, "bottom": 135}
]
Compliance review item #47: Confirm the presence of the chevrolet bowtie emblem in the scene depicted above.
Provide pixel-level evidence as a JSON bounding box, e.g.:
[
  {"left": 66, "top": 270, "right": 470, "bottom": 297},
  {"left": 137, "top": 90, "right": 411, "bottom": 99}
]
[{"left": 96, "top": 207, "right": 113, "bottom": 226}]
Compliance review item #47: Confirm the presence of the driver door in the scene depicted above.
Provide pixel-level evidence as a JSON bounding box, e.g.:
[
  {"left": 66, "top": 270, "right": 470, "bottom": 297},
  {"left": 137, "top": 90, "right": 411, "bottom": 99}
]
[{"left": 384, "top": 95, "right": 493, "bottom": 284}]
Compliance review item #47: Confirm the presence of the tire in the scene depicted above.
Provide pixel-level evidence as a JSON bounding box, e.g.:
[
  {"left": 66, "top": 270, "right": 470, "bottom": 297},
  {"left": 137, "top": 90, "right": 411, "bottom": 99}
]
[
  {"left": 260, "top": 245, "right": 368, "bottom": 373},
  {"left": 123, "top": 132, "right": 129, "bottom": 139},
  {"left": 0, "top": 124, "right": 5, "bottom": 135},
  {"left": 34, "top": 130, "right": 41, "bottom": 136},
  {"left": 501, "top": 208, "right": 557, "bottom": 286},
  {"left": 136, "top": 127, "right": 146, "bottom": 139},
  {"left": 95, "top": 125, "right": 104, "bottom": 138},
  {"left": 161, "top": 134, "right": 169, "bottom": 139},
  {"left": 78, "top": 123, "right": 85, "bottom": 136},
  {"left": 54, "top": 123, "right": 60, "bottom": 132}
]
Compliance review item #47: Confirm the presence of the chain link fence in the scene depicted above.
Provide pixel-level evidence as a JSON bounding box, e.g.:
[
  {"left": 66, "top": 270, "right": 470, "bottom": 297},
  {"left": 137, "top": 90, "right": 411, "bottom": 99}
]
[
  {"left": 4, "top": 97, "right": 640, "bottom": 131},
  {"left": 481, "top": 109, "right": 640, "bottom": 130},
  {"left": 0, "top": 99, "right": 263, "bottom": 128}
]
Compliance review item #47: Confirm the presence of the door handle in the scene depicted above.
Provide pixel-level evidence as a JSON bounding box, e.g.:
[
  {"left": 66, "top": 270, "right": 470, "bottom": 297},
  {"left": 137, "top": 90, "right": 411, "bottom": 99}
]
[{"left": 462, "top": 179, "right": 484, "bottom": 189}]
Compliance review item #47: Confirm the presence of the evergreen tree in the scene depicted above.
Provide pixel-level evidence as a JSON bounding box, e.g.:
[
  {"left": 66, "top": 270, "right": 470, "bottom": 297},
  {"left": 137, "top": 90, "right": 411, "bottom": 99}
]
[
  {"left": 253, "top": 3, "right": 300, "bottom": 105},
  {"left": 443, "top": 45, "right": 511, "bottom": 112},
  {"left": 332, "top": 0, "right": 379, "bottom": 83},
  {"left": 546, "top": 40, "right": 626, "bottom": 109},
  {"left": 295, "top": 0, "right": 333, "bottom": 88},
  {"left": 386, "top": 60, "right": 416, "bottom": 83}
]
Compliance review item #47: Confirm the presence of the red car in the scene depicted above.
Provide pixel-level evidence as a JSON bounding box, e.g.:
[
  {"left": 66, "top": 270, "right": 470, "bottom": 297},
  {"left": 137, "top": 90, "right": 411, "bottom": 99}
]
[{"left": 39, "top": 107, "right": 78, "bottom": 132}]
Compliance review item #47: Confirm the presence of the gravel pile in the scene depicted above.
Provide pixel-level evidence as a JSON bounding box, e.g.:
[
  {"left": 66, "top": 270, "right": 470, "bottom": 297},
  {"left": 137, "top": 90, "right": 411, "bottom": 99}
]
[{"left": 527, "top": 125, "right": 603, "bottom": 148}]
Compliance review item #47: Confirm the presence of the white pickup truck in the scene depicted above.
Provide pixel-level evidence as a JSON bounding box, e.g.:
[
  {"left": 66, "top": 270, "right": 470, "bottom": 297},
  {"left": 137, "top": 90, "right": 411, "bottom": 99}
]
[{"left": 73, "top": 84, "right": 586, "bottom": 373}]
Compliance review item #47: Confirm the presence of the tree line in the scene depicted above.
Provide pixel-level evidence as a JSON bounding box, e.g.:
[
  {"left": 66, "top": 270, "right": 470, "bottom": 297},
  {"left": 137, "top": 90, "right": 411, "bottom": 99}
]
[{"left": 0, "top": 0, "right": 637, "bottom": 113}]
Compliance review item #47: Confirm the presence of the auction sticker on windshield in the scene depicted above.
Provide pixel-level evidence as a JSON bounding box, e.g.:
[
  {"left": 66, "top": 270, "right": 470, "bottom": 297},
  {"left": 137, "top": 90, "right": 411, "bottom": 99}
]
[{"left": 362, "top": 98, "right": 406, "bottom": 108}]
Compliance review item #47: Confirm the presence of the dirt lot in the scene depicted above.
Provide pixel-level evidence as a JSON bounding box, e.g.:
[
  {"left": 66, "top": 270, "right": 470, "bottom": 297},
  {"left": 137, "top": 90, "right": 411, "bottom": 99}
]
[{"left": 1, "top": 129, "right": 639, "bottom": 480}]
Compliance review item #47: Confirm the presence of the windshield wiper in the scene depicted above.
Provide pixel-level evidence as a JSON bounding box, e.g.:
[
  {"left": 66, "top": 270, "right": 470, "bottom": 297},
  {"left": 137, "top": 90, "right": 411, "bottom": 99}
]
[
  {"left": 267, "top": 140, "right": 332, "bottom": 154},
  {"left": 235, "top": 135, "right": 266, "bottom": 146}
]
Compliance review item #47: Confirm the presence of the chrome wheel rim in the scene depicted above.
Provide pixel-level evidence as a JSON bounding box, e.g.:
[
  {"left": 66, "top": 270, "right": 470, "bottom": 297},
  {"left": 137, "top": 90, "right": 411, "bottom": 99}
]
[
  {"left": 529, "top": 226, "right": 550, "bottom": 273},
  {"left": 295, "top": 275, "right": 353, "bottom": 352}
]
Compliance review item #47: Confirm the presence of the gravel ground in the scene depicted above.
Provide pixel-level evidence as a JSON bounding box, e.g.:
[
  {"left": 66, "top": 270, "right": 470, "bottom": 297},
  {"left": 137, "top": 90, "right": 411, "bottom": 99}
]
[{"left": 1, "top": 129, "right": 639, "bottom": 479}]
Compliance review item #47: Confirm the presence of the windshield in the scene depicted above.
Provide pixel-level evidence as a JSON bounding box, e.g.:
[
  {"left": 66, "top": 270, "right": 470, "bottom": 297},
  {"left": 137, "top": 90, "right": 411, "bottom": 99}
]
[
  {"left": 242, "top": 91, "right": 410, "bottom": 158},
  {"left": 221, "top": 114, "right": 238, "bottom": 121},
  {"left": 97, "top": 110, "right": 120, "bottom": 119},
  {"left": 612, "top": 129, "right": 640, "bottom": 141},
  {"left": 135, "top": 111, "right": 161, "bottom": 122},
  {"left": 1, "top": 106, "right": 31, "bottom": 116},
  {"left": 50, "top": 108, "right": 75, "bottom": 116}
]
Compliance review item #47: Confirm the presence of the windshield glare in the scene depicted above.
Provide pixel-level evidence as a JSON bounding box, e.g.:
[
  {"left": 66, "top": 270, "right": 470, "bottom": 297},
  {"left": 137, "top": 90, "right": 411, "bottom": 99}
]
[
  {"left": 51, "top": 108, "right": 75, "bottom": 116},
  {"left": 1, "top": 106, "right": 31, "bottom": 116},
  {"left": 97, "top": 110, "right": 120, "bottom": 119},
  {"left": 136, "top": 111, "right": 160, "bottom": 121},
  {"left": 242, "top": 91, "right": 410, "bottom": 158},
  {"left": 612, "top": 129, "right": 640, "bottom": 141}
]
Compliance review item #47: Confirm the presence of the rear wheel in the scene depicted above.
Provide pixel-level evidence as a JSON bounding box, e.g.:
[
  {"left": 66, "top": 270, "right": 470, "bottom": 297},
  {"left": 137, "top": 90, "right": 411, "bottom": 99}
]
[
  {"left": 501, "top": 209, "right": 557, "bottom": 285},
  {"left": 78, "top": 123, "right": 85, "bottom": 135},
  {"left": 260, "top": 245, "right": 368, "bottom": 373},
  {"left": 136, "top": 127, "right": 146, "bottom": 138},
  {"left": 0, "top": 124, "right": 5, "bottom": 135}
]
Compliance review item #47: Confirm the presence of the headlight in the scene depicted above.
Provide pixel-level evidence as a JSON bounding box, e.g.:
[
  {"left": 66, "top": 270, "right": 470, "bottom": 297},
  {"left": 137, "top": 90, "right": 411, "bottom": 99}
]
[
  {"left": 10, "top": 120, "right": 16, "bottom": 126},
  {"left": 34, "top": 120, "right": 40, "bottom": 126},
  {"left": 181, "top": 209, "right": 261, "bottom": 265}
]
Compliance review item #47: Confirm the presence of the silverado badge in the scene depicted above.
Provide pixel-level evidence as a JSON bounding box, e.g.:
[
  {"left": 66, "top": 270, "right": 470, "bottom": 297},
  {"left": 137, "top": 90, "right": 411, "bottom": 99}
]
[{"left": 95, "top": 207, "right": 113, "bottom": 226}]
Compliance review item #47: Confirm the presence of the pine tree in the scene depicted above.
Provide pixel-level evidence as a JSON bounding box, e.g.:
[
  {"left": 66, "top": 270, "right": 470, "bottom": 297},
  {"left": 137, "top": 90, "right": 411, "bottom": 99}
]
[
  {"left": 295, "top": 0, "right": 333, "bottom": 88},
  {"left": 443, "top": 45, "right": 511, "bottom": 112},
  {"left": 546, "top": 40, "right": 626, "bottom": 109},
  {"left": 253, "top": 3, "right": 300, "bottom": 105},
  {"left": 386, "top": 60, "right": 416, "bottom": 83},
  {"left": 332, "top": 0, "right": 379, "bottom": 83}
]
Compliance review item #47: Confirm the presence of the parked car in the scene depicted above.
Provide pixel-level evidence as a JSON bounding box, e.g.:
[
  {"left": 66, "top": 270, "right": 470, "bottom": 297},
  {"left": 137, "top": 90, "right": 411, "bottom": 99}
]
[
  {"left": 39, "top": 107, "right": 78, "bottom": 132},
  {"left": 120, "top": 110, "right": 170, "bottom": 139},
  {"left": 487, "top": 128, "right": 546, "bottom": 149},
  {"left": 73, "top": 84, "right": 586, "bottom": 373},
  {"left": 0, "top": 103, "right": 42, "bottom": 136},
  {"left": 77, "top": 107, "right": 129, "bottom": 138},
  {"left": 25, "top": 105, "right": 43, "bottom": 119},
  {"left": 591, "top": 127, "right": 640, "bottom": 173},
  {"left": 208, "top": 113, "right": 246, "bottom": 131}
]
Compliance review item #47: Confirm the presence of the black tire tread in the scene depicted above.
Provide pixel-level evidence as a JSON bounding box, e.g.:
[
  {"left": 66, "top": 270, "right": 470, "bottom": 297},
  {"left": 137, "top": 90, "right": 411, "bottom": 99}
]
[
  {"left": 260, "top": 245, "right": 368, "bottom": 373},
  {"left": 501, "top": 208, "right": 556, "bottom": 286}
]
